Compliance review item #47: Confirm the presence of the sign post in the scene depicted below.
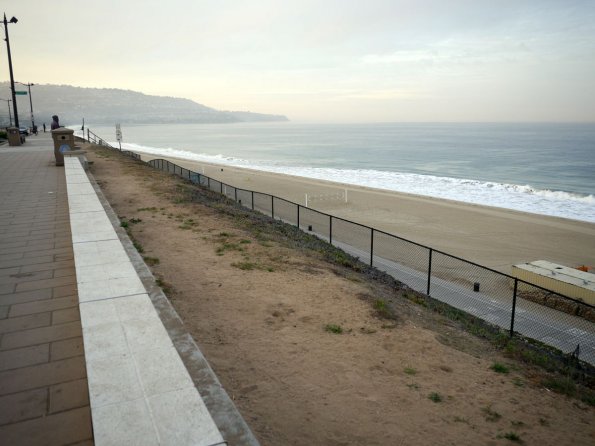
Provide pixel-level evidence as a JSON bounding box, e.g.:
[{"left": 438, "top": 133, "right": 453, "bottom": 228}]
[{"left": 115, "top": 124, "right": 122, "bottom": 151}]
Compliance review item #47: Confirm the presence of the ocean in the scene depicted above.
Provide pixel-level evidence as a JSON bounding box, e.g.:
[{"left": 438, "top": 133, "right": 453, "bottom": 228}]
[{"left": 76, "top": 122, "right": 595, "bottom": 223}]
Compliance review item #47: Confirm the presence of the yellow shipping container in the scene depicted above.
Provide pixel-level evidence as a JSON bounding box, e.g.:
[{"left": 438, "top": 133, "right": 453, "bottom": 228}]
[{"left": 512, "top": 260, "right": 595, "bottom": 305}]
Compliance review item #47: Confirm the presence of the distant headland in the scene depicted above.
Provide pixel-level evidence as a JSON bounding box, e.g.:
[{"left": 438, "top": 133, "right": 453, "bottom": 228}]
[{"left": 0, "top": 82, "right": 289, "bottom": 126}]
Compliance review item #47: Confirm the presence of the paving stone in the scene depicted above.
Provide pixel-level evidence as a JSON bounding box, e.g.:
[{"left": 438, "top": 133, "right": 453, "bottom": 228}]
[
  {"left": 0, "top": 283, "right": 15, "bottom": 295},
  {"left": 0, "top": 267, "right": 21, "bottom": 277},
  {"left": 0, "top": 253, "right": 26, "bottom": 263},
  {"left": 0, "top": 242, "right": 56, "bottom": 257},
  {"left": 0, "top": 388, "right": 47, "bottom": 425},
  {"left": 0, "top": 356, "right": 87, "bottom": 395},
  {"left": 0, "top": 269, "right": 54, "bottom": 286},
  {"left": 49, "top": 378, "right": 89, "bottom": 413},
  {"left": 1, "top": 321, "right": 82, "bottom": 350},
  {"left": 0, "top": 406, "right": 92, "bottom": 446},
  {"left": 15, "top": 275, "right": 76, "bottom": 293},
  {"left": 148, "top": 388, "right": 225, "bottom": 446},
  {"left": 9, "top": 296, "right": 78, "bottom": 318},
  {"left": 86, "top": 353, "right": 142, "bottom": 407},
  {"left": 52, "top": 284, "right": 77, "bottom": 299},
  {"left": 50, "top": 337, "right": 84, "bottom": 361},
  {"left": 0, "top": 312, "right": 51, "bottom": 334},
  {"left": 19, "top": 260, "right": 75, "bottom": 274},
  {"left": 53, "top": 267, "right": 74, "bottom": 278},
  {"left": 0, "top": 288, "right": 52, "bottom": 307},
  {"left": 92, "top": 399, "right": 157, "bottom": 445},
  {"left": 0, "top": 306, "right": 7, "bottom": 319},
  {"left": 52, "top": 307, "right": 80, "bottom": 325},
  {"left": 0, "top": 344, "right": 49, "bottom": 372},
  {"left": 0, "top": 255, "right": 54, "bottom": 270}
]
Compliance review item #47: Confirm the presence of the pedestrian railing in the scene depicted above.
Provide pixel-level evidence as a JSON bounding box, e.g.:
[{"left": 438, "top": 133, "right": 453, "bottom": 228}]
[{"left": 85, "top": 131, "right": 595, "bottom": 366}]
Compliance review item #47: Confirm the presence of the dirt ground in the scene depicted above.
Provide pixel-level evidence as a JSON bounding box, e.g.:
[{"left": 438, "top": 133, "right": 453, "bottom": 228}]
[{"left": 85, "top": 145, "right": 594, "bottom": 446}]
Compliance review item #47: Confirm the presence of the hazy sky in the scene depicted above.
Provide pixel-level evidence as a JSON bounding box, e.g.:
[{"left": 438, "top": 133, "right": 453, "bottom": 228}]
[{"left": 2, "top": 0, "right": 594, "bottom": 122}]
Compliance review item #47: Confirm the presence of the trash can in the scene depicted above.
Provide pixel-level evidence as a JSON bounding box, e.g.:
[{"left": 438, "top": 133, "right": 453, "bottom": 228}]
[
  {"left": 51, "top": 128, "right": 76, "bottom": 166},
  {"left": 7, "top": 127, "right": 21, "bottom": 146}
]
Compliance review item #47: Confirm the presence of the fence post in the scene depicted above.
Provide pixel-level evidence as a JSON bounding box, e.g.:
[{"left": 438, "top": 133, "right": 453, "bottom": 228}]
[
  {"left": 427, "top": 248, "right": 433, "bottom": 295},
  {"left": 271, "top": 196, "right": 275, "bottom": 219},
  {"left": 220, "top": 182, "right": 223, "bottom": 194},
  {"left": 510, "top": 279, "right": 518, "bottom": 337},
  {"left": 208, "top": 177, "right": 210, "bottom": 189},
  {"left": 251, "top": 191, "right": 255, "bottom": 210},
  {"left": 329, "top": 216, "right": 333, "bottom": 245},
  {"left": 235, "top": 188, "right": 237, "bottom": 202},
  {"left": 370, "top": 228, "right": 374, "bottom": 266},
  {"left": 297, "top": 205, "right": 300, "bottom": 228}
]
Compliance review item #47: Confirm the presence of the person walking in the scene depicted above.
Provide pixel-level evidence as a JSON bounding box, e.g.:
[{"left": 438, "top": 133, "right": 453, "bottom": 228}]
[{"left": 43, "top": 123, "right": 46, "bottom": 133}]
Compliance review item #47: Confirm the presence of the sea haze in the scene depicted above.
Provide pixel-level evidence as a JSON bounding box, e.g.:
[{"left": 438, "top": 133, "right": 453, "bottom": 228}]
[{"left": 78, "top": 122, "right": 595, "bottom": 223}]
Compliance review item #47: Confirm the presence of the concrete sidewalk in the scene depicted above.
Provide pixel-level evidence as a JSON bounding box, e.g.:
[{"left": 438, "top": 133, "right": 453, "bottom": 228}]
[
  {"left": 0, "top": 134, "right": 94, "bottom": 445},
  {"left": 1, "top": 134, "right": 259, "bottom": 446}
]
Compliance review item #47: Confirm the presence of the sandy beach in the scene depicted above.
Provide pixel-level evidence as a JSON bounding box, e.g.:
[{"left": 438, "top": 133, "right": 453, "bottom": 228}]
[{"left": 137, "top": 153, "right": 595, "bottom": 274}]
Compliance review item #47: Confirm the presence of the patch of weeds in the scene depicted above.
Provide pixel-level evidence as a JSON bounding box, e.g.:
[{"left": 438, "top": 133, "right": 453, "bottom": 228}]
[
  {"left": 491, "top": 363, "right": 510, "bottom": 374},
  {"left": 409, "top": 294, "right": 428, "bottom": 308},
  {"left": 542, "top": 376, "right": 576, "bottom": 397},
  {"left": 481, "top": 405, "right": 502, "bottom": 422},
  {"left": 240, "top": 239, "right": 251, "bottom": 244},
  {"left": 512, "top": 377, "right": 524, "bottom": 387},
  {"left": 325, "top": 324, "right": 343, "bottom": 334},
  {"left": 510, "top": 421, "right": 525, "bottom": 428},
  {"left": 332, "top": 250, "right": 356, "bottom": 267},
  {"left": 219, "top": 232, "right": 231, "bottom": 237},
  {"left": 155, "top": 277, "right": 173, "bottom": 295},
  {"left": 404, "top": 367, "right": 417, "bottom": 376},
  {"left": 359, "top": 327, "right": 377, "bottom": 334},
  {"left": 179, "top": 218, "right": 197, "bottom": 230},
  {"left": 428, "top": 392, "right": 442, "bottom": 403},
  {"left": 216, "top": 242, "right": 244, "bottom": 256},
  {"left": 453, "top": 416, "right": 469, "bottom": 424},
  {"left": 501, "top": 432, "right": 522, "bottom": 443},
  {"left": 137, "top": 207, "right": 158, "bottom": 212},
  {"left": 373, "top": 299, "right": 392, "bottom": 319},
  {"left": 580, "top": 391, "right": 595, "bottom": 407},
  {"left": 129, "top": 217, "right": 142, "bottom": 224},
  {"left": 120, "top": 220, "right": 129, "bottom": 228},
  {"left": 143, "top": 256, "right": 160, "bottom": 266},
  {"left": 232, "top": 261, "right": 257, "bottom": 271},
  {"left": 133, "top": 241, "right": 144, "bottom": 253},
  {"left": 406, "top": 383, "right": 420, "bottom": 390}
]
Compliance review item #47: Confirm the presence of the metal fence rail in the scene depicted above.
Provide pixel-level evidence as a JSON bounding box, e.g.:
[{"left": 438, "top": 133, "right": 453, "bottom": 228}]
[{"left": 84, "top": 130, "right": 595, "bottom": 366}]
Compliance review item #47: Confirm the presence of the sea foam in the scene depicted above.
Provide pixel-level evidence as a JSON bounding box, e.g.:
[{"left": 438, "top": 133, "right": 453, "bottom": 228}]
[{"left": 101, "top": 139, "right": 595, "bottom": 223}]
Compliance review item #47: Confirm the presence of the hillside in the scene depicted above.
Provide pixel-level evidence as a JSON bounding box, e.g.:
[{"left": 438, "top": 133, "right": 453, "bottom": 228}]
[{"left": 0, "top": 83, "right": 288, "bottom": 126}]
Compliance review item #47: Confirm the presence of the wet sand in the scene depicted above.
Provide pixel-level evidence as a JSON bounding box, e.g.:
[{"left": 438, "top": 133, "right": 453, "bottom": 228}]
[{"left": 139, "top": 153, "right": 595, "bottom": 274}]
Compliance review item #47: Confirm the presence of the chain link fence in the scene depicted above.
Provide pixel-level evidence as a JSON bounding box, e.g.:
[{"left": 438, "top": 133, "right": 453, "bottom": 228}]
[{"left": 85, "top": 132, "right": 595, "bottom": 366}]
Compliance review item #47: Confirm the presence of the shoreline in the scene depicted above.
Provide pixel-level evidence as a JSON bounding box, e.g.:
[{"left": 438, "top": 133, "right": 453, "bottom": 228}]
[{"left": 138, "top": 151, "right": 595, "bottom": 274}]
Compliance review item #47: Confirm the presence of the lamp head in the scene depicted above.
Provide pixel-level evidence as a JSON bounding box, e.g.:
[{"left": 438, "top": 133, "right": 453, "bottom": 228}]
[{"left": 9, "top": 17, "right": 18, "bottom": 24}]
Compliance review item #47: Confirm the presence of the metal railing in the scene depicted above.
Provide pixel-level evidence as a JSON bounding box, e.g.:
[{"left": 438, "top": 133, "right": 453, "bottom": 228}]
[
  {"left": 86, "top": 131, "right": 595, "bottom": 366},
  {"left": 86, "top": 129, "right": 140, "bottom": 160}
]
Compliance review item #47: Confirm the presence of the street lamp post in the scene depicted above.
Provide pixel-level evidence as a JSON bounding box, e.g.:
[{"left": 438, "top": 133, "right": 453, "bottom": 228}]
[
  {"left": 2, "top": 13, "right": 19, "bottom": 128},
  {"left": 0, "top": 98, "right": 12, "bottom": 126},
  {"left": 16, "top": 81, "right": 35, "bottom": 131}
]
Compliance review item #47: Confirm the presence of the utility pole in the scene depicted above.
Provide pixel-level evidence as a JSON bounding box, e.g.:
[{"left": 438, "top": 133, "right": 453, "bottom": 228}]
[{"left": 2, "top": 14, "right": 19, "bottom": 128}]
